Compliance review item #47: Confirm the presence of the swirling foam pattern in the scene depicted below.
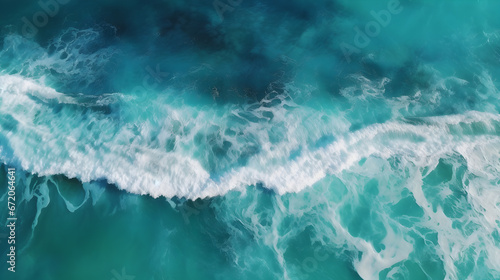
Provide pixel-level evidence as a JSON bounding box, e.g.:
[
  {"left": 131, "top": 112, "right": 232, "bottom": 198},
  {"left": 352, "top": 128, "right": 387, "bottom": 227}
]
[{"left": 1, "top": 0, "right": 500, "bottom": 279}]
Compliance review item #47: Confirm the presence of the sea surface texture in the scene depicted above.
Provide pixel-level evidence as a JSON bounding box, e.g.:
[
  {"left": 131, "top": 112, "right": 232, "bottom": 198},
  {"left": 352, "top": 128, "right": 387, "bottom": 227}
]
[{"left": 1, "top": 0, "right": 500, "bottom": 279}]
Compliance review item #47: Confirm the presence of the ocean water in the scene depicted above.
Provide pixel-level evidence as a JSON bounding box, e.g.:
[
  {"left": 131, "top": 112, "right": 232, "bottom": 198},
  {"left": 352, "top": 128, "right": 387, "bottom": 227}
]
[{"left": 1, "top": 0, "right": 500, "bottom": 279}]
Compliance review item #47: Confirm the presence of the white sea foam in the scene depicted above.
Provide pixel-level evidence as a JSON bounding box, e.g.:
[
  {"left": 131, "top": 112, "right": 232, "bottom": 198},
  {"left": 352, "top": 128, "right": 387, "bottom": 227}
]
[
  {"left": 1, "top": 74, "right": 500, "bottom": 202},
  {"left": 0, "top": 30, "right": 116, "bottom": 89}
]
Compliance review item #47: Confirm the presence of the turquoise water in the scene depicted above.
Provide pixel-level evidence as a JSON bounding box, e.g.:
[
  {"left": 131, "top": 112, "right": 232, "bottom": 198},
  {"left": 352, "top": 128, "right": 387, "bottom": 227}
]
[{"left": 1, "top": 0, "right": 500, "bottom": 279}]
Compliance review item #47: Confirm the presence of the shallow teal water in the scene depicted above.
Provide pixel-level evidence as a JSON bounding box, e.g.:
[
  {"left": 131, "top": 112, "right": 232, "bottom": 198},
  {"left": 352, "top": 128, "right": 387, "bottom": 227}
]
[{"left": 1, "top": 0, "right": 500, "bottom": 279}]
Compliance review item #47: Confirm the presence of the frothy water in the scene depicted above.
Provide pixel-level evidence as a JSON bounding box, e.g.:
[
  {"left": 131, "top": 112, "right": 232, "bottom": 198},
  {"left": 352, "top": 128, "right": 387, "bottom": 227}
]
[{"left": 1, "top": 1, "right": 500, "bottom": 279}]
